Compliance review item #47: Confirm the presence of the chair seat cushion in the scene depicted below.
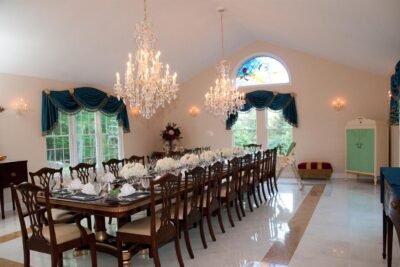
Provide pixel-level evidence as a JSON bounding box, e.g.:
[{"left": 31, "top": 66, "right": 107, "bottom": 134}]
[
  {"left": 45, "top": 208, "right": 76, "bottom": 222},
  {"left": 42, "top": 223, "right": 92, "bottom": 245},
  {"left": 118, "top": 216, "right": 161, "bottom": 236}
]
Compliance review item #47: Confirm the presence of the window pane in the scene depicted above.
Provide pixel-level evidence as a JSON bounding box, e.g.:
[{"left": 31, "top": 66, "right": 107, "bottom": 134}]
[
  {"left": 236, "top": 56, "right": 289, "bottom": 87},
  {"left": 101, "top": 114, "right": 121, "bottom": 162},
  {"left": 266, "top": 110, "right": 293, "bottom": 153},
  {"left": 76, "top": 110, "right": 97, "bottom": 164},
  {"left": 46, "top": 112, "right": 70, "bottom": 169},
  {"left": 232, "top": 109, "right": 257, "bottom": 147}
]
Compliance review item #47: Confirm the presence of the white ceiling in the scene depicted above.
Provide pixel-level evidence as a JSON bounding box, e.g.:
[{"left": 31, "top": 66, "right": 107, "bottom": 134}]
[{"left": 0, "top": 0, "right": 399, "bottom": 87}]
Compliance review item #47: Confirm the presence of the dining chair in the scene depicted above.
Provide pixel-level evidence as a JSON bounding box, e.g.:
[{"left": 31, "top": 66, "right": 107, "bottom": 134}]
[
  {"left": 243, "top": 144, "right": 262, "bottom": 150},
  {"left": 102, "top": 158, "right": 124, "bottom": 178},
  {"left": 116, "top": 173, "right": 184, "bottom": 267},
  {"left": 260, "top": 150, "right": 270, "bottom": 200},
  {"left": 147, "top": 152, "right": 166, "bottom": 164},
  {"left": 220, "top": 157, "right": 242, "bottom": 227},
  {"left": 250, "top": 151, "right": 263, "bottom": 206},
  {"left": 270, "top": 147, "right": 278, "bottom": 192},
  {"left": 239, "top": 154, "right": 254, "bottom": 216},
  {"left": 29, "top": 168, "right": 76, "bottom": 223},
  {"left": 201, "top": 161, "right": 225, "bottom": 242},
  {"left": 11, "top": 182, "right": 97, "bottom": 267},
  {"left": 125, "top": 155, "right": 145, "bottom": 165},
  {"left": 179, "top": 166, "right": 208, "bottom": 258},
  {"left": 69, "top": 163, "right": 96, "bottom": 184}
]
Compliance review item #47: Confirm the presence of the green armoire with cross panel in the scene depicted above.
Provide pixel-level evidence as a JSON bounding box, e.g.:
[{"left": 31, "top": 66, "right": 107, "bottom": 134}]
[{"left": 345, "top": 117, "right": 388, "bottom": 185}]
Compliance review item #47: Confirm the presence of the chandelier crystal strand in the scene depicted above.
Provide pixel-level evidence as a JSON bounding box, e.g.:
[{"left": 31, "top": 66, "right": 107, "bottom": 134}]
[
  {"left": 204, "top": 8, "right": 245, "bottom": 117},
  {"left": 114, "top": 0, "right": 178, "bottom": 119}
]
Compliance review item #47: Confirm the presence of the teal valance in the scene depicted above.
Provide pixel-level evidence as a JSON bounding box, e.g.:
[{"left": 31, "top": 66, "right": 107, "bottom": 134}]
[
  {"left": 226, "top": 90, "right": 298, "bottom": 130},
  {"left": 390, "top": 60, "right": 400, "bottom": 125},
  {"left": 42, "top": 87, "right": 130, "bottom": 135}
]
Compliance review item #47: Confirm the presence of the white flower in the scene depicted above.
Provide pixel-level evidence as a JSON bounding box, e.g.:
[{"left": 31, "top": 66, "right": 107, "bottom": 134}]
[
  {"left": 220, "top": 148, "right": 233, "bottom": 158},
  {"left": 101, "top": 172, "right": 115, "bottom": 183},
  {"left": 155, "top": 157, "right": 177, "bottom": 171},
  {"left": 81, "top": 183, "right": 96, "bottom": 195},
  {"left": 120, "top": 163, "right": 148, "bottom": 178},
  {"left": 180, "top": 153, "right": 200, "bottom": 167},
  {"left": 200, "top": 150, "right": 217, "bottom": 162},
  {"left": 232, "top": 147, "right": 244, "bottom": 155}
]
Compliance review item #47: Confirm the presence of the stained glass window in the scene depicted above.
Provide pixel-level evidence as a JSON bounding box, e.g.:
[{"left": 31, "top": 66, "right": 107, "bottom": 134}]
[{"left": 236, "top": 56, "right": 290, "bottom": 87}]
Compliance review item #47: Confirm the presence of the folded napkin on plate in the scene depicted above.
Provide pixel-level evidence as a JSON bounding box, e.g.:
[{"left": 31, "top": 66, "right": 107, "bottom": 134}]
[
  {"left": 119, "top": 183, "right": 136, "bottom": 197},
  {"left": 101, "top": 172, "right": 115, "bottom": 183},
  {"left": 81, "top": 183, "right": 96, "bottom": 195},
  {"left": 68, "top": 179, "right": 83, "bottom": 190}
]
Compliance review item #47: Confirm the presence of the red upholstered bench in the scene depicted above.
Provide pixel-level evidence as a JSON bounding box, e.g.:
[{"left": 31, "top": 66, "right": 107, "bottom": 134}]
[{"left": 297, "top": 162, "right": 333, "bottom": 179}]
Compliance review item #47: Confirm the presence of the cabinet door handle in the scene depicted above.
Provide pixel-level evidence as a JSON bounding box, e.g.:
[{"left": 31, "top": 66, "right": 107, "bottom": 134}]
[{"left": 10, "top": 172, "right": 16, "bottom": 177}]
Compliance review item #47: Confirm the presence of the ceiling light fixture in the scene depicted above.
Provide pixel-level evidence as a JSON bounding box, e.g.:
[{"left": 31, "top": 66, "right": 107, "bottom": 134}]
[{"left": 114, "top": 0, "right": 178, "bottom": 119}]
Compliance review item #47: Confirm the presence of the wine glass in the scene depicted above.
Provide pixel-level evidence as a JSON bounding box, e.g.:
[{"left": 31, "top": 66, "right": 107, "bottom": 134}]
[
  {"left": 94, "top": 182, "right": 103, "bottom": 196},
  {"left": 141, "top": 176, "right": 150, "bottom": 192}
]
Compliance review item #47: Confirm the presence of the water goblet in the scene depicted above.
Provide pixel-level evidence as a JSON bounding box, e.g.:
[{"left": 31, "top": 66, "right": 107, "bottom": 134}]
[{"left": 141, "top": 176, "right": 151, "bottom": 192}]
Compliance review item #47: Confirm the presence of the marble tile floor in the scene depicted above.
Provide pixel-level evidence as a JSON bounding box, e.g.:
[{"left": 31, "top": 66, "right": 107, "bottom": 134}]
[{"left": 0, "top": 178, "right": 398, "bottom": 267}]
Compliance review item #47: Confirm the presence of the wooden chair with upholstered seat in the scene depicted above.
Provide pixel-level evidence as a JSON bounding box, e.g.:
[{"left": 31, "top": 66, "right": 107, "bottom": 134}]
[
  {"left": 249, "top": 151, "right": 263, "bottom": 206},
  {"left": 69, "top": 163, "right": 96, "bottom": 184},
  {"left": 125, "top": 155, "right": 145, "bottom": 165},
  {"left": 270, "top": 147, "right": 278, "bottom": 193},
  {"left": 219, "top": 157, "right": 242, "bottom": 227},
  {"left": 11, "top": 182, "right": 97, "bottom": 267},
  {"left": 116, "top": 173, "right": 184, "bottom": 267},
  {"left": 179, "top": 166, "right": 208, "bottom": 258},
  {"left": 102, "top": 158, "right": 124, "bottom": 178},
  {"left": 29, "top": 168, "right": 76, "bottom": 224},
  {"left": 238, "top": 154, "right": 254, "bottom": 216},
  {"left": 260, "top": 150, "right": 271, "bottom": 200},
  {"left": 201, "top": 161, "right": 225, "bottom": 241},
  {"left": 147, "top": 152, "right": 166, "bottom": 164}
]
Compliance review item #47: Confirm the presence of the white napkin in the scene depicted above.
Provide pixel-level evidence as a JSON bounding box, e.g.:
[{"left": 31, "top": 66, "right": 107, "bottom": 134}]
[
  {"left": 68, "top": 179, "right": 83, "bottom": 190},
  {"left": 81, "top": 183, "right": 96, "bottom": 195},
  {"left": 118, "top": 183, "right": 136, "bottom": 197},
  {"left": 101, "top": 172, "right": 115, "bottom": 183}
]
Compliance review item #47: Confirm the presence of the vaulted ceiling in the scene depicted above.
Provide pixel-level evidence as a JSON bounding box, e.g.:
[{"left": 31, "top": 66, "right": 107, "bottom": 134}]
[{"left": 0, "top": 0, "right": 399, "bottom": 87}]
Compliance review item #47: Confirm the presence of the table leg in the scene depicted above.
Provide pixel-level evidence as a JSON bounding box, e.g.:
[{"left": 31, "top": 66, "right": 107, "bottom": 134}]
[
  {"left": 291, "top": 162, "right": 303, "bottom": 191},
  {"left": 0, "top": 188, "right": 4, "bottom": 219},
  {"left": 383, "top": 210, "right": 387, "bottom": 259},
  {"left": 388, "top": 217, "right": 393, "bottom": 267},
  {"left": 94, "top": 215, "right": 108, "bottom": 242}
]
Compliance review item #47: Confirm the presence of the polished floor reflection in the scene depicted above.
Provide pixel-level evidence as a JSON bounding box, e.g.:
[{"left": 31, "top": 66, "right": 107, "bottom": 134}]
[{"left": 0, "top": 178, "right": 397, "bottom": 266}]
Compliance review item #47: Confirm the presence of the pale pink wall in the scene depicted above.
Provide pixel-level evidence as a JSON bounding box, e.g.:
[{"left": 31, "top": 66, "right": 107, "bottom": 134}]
[{"left": 162, "top": 41, "right": 389, "bottom": 176}]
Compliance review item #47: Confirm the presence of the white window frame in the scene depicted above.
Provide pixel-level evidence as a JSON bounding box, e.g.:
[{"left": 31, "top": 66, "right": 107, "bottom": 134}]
[{"left": 46, "top": 111, "right": 124, "bottom": 170}]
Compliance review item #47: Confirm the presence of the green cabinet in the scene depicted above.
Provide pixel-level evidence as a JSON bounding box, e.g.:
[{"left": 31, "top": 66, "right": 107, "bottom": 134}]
[{"left": 346, "top": 129, "right": 374, "bottom": 174}]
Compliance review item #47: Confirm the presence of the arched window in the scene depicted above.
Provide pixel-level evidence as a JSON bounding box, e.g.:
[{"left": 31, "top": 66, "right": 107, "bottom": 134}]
[{"left": 236, "top": 56, "right": 290, "bottom": 87}]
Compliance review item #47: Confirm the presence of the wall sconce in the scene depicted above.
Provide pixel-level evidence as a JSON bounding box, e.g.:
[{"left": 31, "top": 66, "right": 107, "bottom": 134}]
[
  {"left": 14, "top": 98, "right": 28, "bottom": 115},
  {"left": 188, "top": 106, "right": 200, "bottom": 117},
  {"left": 0, "top": 106, "right": 4, "bottom": 113},
  {"left": 332, "top": 97, "right": 345, "bottom": 111},
  {"left": 130, "top": 106, "right": 141, "bottom": 116}
]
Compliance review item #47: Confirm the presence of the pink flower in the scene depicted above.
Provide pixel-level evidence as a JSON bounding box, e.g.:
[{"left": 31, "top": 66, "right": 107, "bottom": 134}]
[{"left": 168, "top": 130, "right": 175, "bottom": 135}]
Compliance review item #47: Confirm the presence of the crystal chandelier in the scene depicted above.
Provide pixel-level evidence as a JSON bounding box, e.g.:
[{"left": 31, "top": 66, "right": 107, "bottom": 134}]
[
  {"left": 114, "top": 0, "right": 178, "bottom": 119},
  {"left": 205, "top": 8, "right": 245, "bottom": 117}
]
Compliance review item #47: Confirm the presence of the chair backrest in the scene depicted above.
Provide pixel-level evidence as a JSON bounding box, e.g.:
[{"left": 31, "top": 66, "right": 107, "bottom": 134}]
[
  {"left": 184, "top": 166, "right": 206, "bottom": 217},
  {"left": 244, "top": 144, "right": 262, "bottom": 150},
  {"left": 102, "top": 158, "right": 124, "bottom": 178},
  {"left": 270, "top": 147, "right": 278, "bottom": 178},
  {"left": 125, "top": 155, "right": 145, "bottom": 165},
  {"left": 150, "top": 173, "right": 181, "bottom": 238},
  {"left": 147, "top": 152, "right": 165, "bottom": 164},
  {"left": 205, "top": 161, "right": 223, "bottom": 207},
  {"left": 261, "top": 149, "right": 271, "bottom": 181},
  {"left": 169, "top": 151, "right": 184, "bottom": 159},
  {"left": 29, "top": 167, "right": 63, "bottom": 189},
  {"left": 228, "top": 157, "right": 241, "bottom": 194},
  {"left": 12, "top": 182, "right": 55, "bottom": 248},
  {"left": 253, "top": 151, "right": 262, "bottom": 181},
  {"left": 240, "top": 154, "right": 253, "bottom": 188},
  {"left": 69, "top": 163, "right": 96, "bottom": 184}
]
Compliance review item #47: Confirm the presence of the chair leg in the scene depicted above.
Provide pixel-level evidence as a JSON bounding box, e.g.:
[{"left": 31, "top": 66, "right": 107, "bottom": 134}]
[
  {"left": 199, "top": 219, "right": 207, "bottom": 249},
  {"left": 247, "top": 191, "right": 254, "bottom": 212},
  {"left": 151, "top": 245, "right": 161, "bottom": 267},
  {"left": 23, "top": 249, "right": 30, "bottom": 267},
  {"left": 57, "top": 253, "right": 63, "bottom": 267},
  {"left": 238, "top": 192, "right": 246, "bottom": 217},
  {"left": 261, "top": 181, "right": 268, "bottom": 201},
  {"left": 388, "top": 218, "right": 393, "bottom": 267},
  {"left": 267, "top": 178, "right": 274, "bottom": 196},
  {"left": 273, "top": 176, "right": 278, "bottom": 192},
  {"left": 51, "top": 254, "right": 58, "bottom": 267},
  {"left": 252, "top": 185, "right": 259, "bottom": 208},
  {"left": 87, "top": 216, "right": 92, "bottom": 230},
  {"left": 174, "top": 226, "right": 185, "bottom": 267},
  {"left": 226, "top": 200, "right": 235, "bottom": 227},
  {"left": 89, "top": 236, "right": 97, "bottom": 267},
  {"left": 183, "top": 221, "right": 194, "bottom": 258},
  {"left": 206, "top": 210, "right": 216, "bottom": 241},
  {"left": 383, "top": 211, "right": 387, "bottom": 259},
  {"left": 234, "top": 197, "right": 242, "bottom": 221},
  {"left": 216, "top": 207, "right": 225, "bottom": 233},
  {"left": 257, "top": 184, "right": 263, "bottom": 204},
  {"left": 108, "top": 217, "right": 112, "bottom": 224}
]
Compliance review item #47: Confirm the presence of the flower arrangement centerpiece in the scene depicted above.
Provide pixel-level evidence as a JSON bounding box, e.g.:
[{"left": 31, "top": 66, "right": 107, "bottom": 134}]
[
  {"left": 200, "top": 150, "right": 217, "bottom": 163},
  {"left": 161, "top": 122, "right": 182, "bottom": 153},
  {"left": 120, "top": 162, "right": 148, "bottom": 179},
  {"left": 155, "top": 157, "right": 178, "bottom": 172},
  {"left": 232, "top": 146, "right": 244, "bottom": 156},
  {"left": 180, "top": 153, "right": 200, "bottom": 168}
]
